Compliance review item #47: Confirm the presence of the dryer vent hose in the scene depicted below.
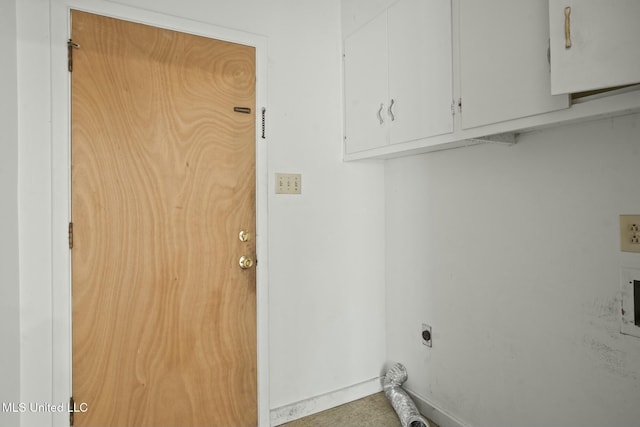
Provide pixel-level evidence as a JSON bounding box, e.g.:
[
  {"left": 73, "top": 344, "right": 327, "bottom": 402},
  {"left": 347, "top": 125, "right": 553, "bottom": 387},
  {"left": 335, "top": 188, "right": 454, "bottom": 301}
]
[{"left": 383, "top": 363, "right": 431, "bottom": 427}]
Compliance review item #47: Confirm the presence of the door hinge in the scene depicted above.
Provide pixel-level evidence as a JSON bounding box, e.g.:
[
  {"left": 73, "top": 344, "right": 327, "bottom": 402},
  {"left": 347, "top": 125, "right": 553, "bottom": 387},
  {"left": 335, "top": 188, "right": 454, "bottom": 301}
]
[
  {"left": 452, "top": 99, "right": 462, "bottom": 116},
  {"left": 261, "top": 107, "right": 266, "bottom": 139},
  {"left": 67, "top": 39, "right": 80, "bottom": 72},
  {"left": 68, "top": 222, "right": 74, "bottom": 249},
  {"left": 69, "top": 396, "right": 74, "bottom": 426}
]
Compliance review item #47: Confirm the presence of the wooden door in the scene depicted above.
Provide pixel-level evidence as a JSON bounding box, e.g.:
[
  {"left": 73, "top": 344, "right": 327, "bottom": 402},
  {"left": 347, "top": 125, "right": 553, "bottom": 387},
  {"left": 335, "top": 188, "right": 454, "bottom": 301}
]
[{"left": 70, "top": 11, "right": 257, "bottom": 427}]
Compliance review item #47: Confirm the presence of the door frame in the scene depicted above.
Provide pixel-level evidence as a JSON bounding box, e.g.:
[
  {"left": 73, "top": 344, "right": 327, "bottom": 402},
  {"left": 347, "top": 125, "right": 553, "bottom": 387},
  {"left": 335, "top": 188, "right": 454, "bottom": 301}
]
[{"left": 50, "top": 1, "right": 270, "bottom": 426}]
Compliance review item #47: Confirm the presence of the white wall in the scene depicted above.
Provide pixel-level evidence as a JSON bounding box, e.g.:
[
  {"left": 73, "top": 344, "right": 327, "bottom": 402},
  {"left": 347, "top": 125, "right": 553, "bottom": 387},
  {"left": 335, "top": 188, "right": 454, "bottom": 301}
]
[
  {"left": 16, "top": 0, "right": 385, "bottom": 425},
  {"left": 341, "top": 0, "right": 396, "bottom": 38},
  {"left": 0, "top": 1, "right": 21, "bottom": 426},
  {"left": 16, "top": 1, "right": 54, "bottom": 425},
  {"left": 386, "top": 114, "right": 640, "bottom": 426}
]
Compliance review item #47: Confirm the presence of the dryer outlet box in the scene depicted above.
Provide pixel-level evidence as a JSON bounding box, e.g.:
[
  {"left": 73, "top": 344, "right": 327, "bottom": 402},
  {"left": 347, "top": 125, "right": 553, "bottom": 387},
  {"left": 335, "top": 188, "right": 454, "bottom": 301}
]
[{"left": 621, "top": 268, "right": 640, "bottom": 339}]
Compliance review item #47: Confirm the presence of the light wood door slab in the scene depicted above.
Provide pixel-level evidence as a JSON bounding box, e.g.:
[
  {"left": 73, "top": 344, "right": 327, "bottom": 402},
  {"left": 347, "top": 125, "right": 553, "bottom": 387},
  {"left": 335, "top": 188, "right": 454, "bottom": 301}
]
[{"left": 71, "top": 10, "right": 257, "bottom": 426}]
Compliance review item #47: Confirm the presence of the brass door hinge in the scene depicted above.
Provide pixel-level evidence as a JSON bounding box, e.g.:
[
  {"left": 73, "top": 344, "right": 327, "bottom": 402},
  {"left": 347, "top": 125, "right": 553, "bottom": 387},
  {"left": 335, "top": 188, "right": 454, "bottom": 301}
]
[
  {"left": 68, "top": 222, "right": 74, "bottom": 249},
  {"left": 69, "top": 396, "right": 75, "bottom": 426},
  {"left": 67, "top": 39, "right": 80, "bottom": 72}
]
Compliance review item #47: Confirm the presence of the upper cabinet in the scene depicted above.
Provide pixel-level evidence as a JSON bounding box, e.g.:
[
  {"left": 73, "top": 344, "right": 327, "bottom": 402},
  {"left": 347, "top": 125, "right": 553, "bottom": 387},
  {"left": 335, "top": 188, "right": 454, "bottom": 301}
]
[
  {"left": 458, "top": 0, "right": 569, "bottom": 129},
  {"left": 387, "top": 0, "right": 453, "bottom": 143},
  {"left": 344, "top": 12, "right": 389, "bottom": 153},
  {"left": 344, "top": 0, "right": 453, "bottom": 154},
  {"left": 548, "top": 0, "right": 640, "bottom": 95},
  {"left": 342, "top": 0, "right": 640, "bottom": 160}
]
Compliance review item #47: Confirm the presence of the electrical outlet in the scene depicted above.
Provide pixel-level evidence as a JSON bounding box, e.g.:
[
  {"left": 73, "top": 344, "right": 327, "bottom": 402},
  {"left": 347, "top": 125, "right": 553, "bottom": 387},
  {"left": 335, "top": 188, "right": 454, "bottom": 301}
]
[
  {"left": 275, "top": 173, "right": 302, "bottom": 195},
  {"left": 421, "top": 324, "right": 432, "bottom": 347},
  {"left": 620, "top": 215, "right": 640, "bottom": 252}
]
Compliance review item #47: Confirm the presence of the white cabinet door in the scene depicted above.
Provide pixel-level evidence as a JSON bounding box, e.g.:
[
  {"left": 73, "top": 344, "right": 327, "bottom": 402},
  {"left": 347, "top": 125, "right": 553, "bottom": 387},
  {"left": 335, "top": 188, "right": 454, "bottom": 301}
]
[
  {"left": 459, "top": 0, "right": 569, "bottom": 129},
  {"left": 344, "top": 0, "right": 454, "bottom": 154},
  {"left": 388, "top": 0, "right": 453, "bottom": 142},
  {"left": 344, "top": 12, "right": 389, "bottom": 153},
  {"left": 549, "top": 0, "right": 640, "bottom": 94}
]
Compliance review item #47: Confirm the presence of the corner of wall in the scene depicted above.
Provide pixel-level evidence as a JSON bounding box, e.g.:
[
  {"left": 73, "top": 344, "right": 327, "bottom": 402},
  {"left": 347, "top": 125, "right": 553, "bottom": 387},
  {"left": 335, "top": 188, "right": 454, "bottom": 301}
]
[{"left": 0, "top": 0, "right": 21, "bottom": 426}]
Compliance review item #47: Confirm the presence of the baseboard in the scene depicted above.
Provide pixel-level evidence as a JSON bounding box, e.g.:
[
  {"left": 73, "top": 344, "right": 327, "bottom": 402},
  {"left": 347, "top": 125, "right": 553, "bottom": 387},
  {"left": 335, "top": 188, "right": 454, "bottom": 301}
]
[
  {"left": 269, "top": 376, "right": 383, "bottom": 426},
  {"left": 405, "top": 388, "right": 471, "bottom": 427}
]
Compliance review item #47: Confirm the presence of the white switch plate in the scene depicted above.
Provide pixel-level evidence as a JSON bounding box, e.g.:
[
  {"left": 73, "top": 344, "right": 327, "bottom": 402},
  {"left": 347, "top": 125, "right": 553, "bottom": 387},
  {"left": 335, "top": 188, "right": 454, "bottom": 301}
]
[{"left": 275, "top": 173, "right": 302, "bottom": 194}]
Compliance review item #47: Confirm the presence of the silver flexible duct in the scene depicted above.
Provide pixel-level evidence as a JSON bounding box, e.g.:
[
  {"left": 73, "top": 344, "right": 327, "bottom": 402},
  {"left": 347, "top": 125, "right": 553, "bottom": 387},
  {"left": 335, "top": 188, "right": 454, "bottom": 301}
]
[{"left": 383, "top": 363, "right": 431, "bottom": 427}]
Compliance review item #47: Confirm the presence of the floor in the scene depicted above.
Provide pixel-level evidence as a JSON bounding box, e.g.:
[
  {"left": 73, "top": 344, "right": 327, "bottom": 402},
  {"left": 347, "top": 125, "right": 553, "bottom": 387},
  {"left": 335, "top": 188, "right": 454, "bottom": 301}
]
[{"left": 279, "top": 392, "right": 438, "bottom": 427}]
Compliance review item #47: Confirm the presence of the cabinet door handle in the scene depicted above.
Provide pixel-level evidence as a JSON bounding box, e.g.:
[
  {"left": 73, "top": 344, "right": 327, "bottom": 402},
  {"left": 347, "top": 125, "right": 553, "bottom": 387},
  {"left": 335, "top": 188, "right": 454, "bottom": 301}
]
[
  {"left": 564, "top": 6, "right": 572, "bottom": 49},
  {"left": 377, "top": 103, "right": 385, "bottom": 125},
  {"left": 388, "top": 99, "right": 396, "bottom": 121}
]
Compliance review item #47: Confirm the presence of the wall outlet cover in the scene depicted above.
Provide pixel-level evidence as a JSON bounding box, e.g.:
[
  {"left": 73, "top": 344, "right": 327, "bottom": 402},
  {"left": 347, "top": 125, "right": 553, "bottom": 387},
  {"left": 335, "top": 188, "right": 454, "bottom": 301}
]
[
  {"left": 620, "top": 215, "right": 640, "bottom": 252},
  {"left": 421, "top": 324, "right": 432, "bottom": 347}
]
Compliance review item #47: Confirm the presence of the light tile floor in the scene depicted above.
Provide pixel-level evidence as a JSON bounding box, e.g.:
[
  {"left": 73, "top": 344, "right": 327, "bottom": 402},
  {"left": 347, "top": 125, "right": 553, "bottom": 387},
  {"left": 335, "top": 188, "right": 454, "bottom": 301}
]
[{"left": 279, "top": 392, "right": 438, "bottom": 427}]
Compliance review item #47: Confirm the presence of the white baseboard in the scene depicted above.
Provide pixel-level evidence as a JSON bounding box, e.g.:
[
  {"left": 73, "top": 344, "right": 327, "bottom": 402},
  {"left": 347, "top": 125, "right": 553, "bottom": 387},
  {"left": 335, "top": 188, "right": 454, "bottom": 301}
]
[
  {"left": 270, "top": 377, "right": 383, "bottom": 426},
  {"left": 405, "top": 388, "right": 470, "bottom": 427}
]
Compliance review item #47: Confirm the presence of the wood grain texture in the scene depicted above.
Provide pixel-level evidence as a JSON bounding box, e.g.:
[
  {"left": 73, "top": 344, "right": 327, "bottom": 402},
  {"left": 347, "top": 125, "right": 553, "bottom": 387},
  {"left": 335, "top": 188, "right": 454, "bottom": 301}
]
[{"left": 71, "top": 10, "right": 256, "bottom": 426}]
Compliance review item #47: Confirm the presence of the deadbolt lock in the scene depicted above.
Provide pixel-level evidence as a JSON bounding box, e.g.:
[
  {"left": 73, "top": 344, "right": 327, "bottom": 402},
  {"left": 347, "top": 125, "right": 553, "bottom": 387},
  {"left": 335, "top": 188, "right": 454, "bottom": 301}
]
[
  {"left": 239, "top": 230, "right": 251, "bottom": 242},
  {"left": 239, "top": 256, "right": 254, "bottom": 269}
]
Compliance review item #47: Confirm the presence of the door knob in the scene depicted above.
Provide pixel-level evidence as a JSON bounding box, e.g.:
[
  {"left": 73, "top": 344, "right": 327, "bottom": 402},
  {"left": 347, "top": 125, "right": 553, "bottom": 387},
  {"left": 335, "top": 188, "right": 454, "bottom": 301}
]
[{"left": 239, "top": 256, "right": 254, "bottom": 269}]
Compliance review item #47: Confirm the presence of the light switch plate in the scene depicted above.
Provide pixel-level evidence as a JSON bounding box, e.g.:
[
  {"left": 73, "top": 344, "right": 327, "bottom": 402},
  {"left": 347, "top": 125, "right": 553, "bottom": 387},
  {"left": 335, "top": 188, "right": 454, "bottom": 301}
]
[
  {"left": 275, "top": 173, "right": 302, "bottom": 194},
  {"left": 620, "top": 215, "right": 640, "bottom": 252}
]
